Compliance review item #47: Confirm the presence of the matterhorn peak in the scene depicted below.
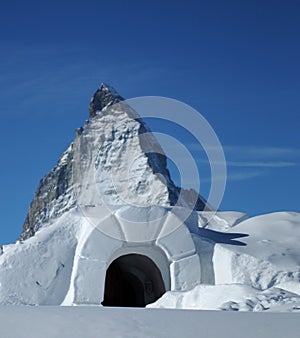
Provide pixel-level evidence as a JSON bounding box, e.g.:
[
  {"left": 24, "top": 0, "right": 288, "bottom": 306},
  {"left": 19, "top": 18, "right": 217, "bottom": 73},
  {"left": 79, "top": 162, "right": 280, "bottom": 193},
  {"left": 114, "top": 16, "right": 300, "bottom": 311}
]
[
  {"left": 89, "top": 82, "right": 124, "bottom": 118},
  {"left": 20, "top": 84, "right": 206, "bottom": 240}
]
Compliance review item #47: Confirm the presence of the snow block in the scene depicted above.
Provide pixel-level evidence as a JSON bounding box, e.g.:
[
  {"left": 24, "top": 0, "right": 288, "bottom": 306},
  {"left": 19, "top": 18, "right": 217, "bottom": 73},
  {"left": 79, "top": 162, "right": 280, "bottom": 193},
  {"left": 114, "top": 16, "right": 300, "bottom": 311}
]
[
  {"left": 156, "top": 211, "right": 196, "bottom": 260},
  {"left": 192, "top": 234, "right": 215, "bottom": 285},
  {"left": 80, "top": 220, "right": 123, "bottom": 261},
  {"left": 63, "top": 219, "right": 123, "bottom": 305},
  {"left": 114, "top": 205, "right": 167, "bottom": 242},
  {"left": 213, "top": 244, "right": 280, "bottom": 289},
  {"left": 170, "top": 254, "right": 201, "bottom": 291},
  {"left": 72, "top": 258, "right": 106, "bottom": 305}
]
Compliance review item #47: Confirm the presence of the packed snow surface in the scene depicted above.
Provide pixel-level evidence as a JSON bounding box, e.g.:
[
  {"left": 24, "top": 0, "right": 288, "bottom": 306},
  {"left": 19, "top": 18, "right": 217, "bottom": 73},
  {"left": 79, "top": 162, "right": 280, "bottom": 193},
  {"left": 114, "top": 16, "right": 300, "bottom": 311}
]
[{"left": 0, "top": 306, "right": 299, "bottom": 338}]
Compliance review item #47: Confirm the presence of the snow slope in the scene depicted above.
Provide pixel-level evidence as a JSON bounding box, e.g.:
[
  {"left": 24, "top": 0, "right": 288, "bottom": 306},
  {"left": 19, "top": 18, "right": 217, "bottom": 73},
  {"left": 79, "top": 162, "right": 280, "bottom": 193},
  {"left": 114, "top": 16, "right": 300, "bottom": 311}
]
[
  {"left": 0, "top": 211, "right": 80, "bottom": 305},
  {"left": 0, "top": 306, "right": 299, "bottom": 338}
]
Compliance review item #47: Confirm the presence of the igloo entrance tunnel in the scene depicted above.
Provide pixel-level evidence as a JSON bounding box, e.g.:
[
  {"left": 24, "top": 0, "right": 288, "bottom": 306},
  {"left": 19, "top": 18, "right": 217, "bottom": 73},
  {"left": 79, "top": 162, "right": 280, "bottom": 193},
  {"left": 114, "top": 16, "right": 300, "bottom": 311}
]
[{"left": 102, "top": 254, "right": 166, "bottom": 307}]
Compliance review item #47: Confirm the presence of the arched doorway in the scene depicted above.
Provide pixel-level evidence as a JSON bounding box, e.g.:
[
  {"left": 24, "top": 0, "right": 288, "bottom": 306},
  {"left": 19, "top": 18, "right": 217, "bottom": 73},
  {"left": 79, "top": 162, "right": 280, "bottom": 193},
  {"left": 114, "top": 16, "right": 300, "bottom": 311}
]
[{"left": 102, "top": 254, "right": 166, "bottom": 307}]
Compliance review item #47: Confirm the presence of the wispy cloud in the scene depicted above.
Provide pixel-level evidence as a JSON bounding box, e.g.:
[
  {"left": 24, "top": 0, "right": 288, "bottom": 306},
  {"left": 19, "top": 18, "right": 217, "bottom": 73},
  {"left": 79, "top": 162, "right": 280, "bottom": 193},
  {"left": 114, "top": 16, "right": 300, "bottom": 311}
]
[
  {"left": 189, "top": 143, "right": 300, "bottom": 158},
  {"left": 165, "top": 143, "right": 300, "bottom": 183},
  {"left": 226, "top": 171, "right": 266, "bottom": 181},
  {"left": 222, "top": 145, "right": 300, "bottom": 159},
  {"left": 226, "top": 160, "right": 297, "bottom": 168},
  {"left": 197, "top": 159, "right": 298, "bottom": 168},
  {"left": 174, "top": 172, "right": 264, "bottom": 189},
  {"left": 198, "top": 170, "right": 265, "bottom": 184}
]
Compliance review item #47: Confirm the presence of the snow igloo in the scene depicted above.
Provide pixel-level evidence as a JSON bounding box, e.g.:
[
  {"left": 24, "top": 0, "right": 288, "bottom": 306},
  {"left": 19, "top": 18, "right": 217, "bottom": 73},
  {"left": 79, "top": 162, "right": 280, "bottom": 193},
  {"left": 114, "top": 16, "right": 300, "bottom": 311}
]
[{"left": 62, "top": 205, "right": 201, "bottom": 307}]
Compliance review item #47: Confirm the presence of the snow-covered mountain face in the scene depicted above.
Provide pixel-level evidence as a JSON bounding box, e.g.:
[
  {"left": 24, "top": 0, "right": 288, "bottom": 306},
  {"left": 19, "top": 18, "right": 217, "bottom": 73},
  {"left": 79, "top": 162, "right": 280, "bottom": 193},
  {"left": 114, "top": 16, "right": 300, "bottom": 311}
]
[{"left": 21, "top": 83, "right": 206, "bottom": 240}]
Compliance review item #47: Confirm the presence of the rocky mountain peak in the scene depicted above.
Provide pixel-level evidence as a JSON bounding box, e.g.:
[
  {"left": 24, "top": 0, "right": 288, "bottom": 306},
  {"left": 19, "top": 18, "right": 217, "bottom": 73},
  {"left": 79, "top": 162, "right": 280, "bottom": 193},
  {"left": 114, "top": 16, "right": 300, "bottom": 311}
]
[
  {"left": 89, "top": 83, "right": 124, "bottom": 118},
  {"left": 20, "top": 84, "right": 207, "bottom": 240}
]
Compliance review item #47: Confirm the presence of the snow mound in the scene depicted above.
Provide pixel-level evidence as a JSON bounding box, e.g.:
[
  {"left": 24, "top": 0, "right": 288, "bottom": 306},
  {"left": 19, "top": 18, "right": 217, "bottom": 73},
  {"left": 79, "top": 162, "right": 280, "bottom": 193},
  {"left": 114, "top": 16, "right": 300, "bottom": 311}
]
[
  {"left": 212, "top": 212, "right": 300, "bottom": 291},
  {"left": 148, "top": 284, "right": 300, "bottom": 312}
]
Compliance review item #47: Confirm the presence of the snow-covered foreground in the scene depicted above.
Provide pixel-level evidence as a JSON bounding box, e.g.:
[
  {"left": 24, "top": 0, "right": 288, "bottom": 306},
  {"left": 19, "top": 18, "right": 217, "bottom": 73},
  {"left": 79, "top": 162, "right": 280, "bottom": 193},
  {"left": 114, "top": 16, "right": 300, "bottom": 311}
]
[
  {"left": 0, "top": 306, "right": 299, "bottom": 338},
  {"left": 1, "top": 210, "right": 300, "bottom": 310}
]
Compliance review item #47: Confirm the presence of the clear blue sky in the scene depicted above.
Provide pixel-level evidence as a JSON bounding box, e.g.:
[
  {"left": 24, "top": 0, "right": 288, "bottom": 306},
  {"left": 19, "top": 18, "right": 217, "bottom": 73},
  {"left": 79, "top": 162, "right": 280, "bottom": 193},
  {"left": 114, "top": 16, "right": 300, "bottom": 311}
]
[{"left": 0, "top": 0, "right": 299, "bottom": 246}]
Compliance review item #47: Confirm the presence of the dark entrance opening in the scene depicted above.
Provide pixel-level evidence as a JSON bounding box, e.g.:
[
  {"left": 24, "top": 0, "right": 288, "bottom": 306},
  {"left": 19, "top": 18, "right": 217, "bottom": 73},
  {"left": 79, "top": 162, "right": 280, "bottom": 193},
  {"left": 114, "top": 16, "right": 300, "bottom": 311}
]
[{"left": 102, "top": 254, "right": 166, "bottom": 307}]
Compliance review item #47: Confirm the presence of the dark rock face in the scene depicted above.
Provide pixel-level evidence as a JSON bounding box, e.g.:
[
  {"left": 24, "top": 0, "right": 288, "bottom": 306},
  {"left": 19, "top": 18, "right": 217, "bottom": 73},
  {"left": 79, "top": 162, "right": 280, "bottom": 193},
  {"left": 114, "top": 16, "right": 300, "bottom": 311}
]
[
  {"left": 89, "top": 83, "right": 124, "bottom": 118},
  {"left": 20, "top": 146, "right": 75, "bottom": 240},
  {"left": 20, "top": 83, "right": 207, "bottom": 241}
]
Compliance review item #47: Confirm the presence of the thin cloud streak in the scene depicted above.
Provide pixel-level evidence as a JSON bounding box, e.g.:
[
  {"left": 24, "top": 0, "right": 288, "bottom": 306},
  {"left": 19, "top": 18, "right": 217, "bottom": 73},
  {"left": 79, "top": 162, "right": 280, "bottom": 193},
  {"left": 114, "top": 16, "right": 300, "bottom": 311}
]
[
  {"left": 187, "top": 143, "right": 300, "bottom": 169},
  {"left": 198, "top": 170, "right": 265, "bottom": 184},
  {"left": 226, "top": 160, "right": 297, "bottom": 168},
  {"left": 226, "top": 171, "right": 266, "bottom": 181},
  {"left": 197, "top": 159, "right": 298, "bottom": 168},
  {"left": 223, "top": 145, "right": 300, "bottom": 158},
  {"left": 188, "top": 143, "right": 300, "bottom": 158}
]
